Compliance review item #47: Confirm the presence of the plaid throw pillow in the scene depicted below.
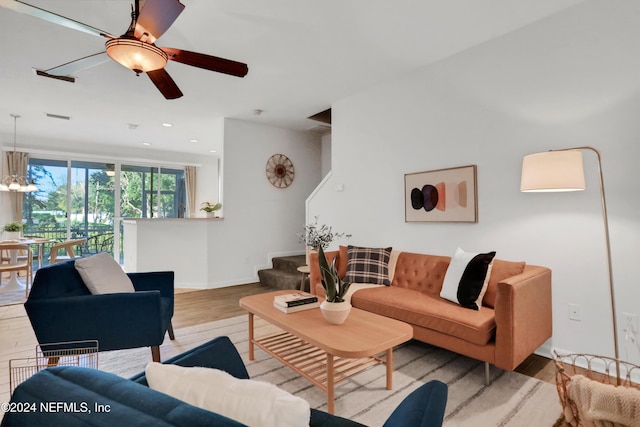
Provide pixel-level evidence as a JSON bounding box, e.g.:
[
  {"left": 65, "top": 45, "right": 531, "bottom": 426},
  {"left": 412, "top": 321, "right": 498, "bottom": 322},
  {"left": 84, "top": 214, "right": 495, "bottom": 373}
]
[{"left": 344, "top": 245, "right": 393, "bottom": 286}]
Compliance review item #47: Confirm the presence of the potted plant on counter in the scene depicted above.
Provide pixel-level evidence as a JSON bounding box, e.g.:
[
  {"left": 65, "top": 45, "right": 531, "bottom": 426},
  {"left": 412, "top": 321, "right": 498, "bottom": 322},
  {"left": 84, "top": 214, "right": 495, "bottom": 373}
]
[
  {"left": 318, "top": 246, "right": 352, "bottom": 324},
  {"left": 3, "top": 221, "right": 23, "bottom": 240},
  {"left": 200, "top": 202, "right": 222, "bottom": 218}
]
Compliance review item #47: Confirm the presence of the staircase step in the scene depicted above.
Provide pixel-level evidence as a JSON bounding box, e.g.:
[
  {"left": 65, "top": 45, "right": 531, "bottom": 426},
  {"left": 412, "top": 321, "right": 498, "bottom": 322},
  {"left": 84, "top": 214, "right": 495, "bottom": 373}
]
[
  {"left": 257, "top": 269, "right": 304, "bottom": 291},
  {"left": 271, "top": 255, "right": 307, "bottom": 274}
]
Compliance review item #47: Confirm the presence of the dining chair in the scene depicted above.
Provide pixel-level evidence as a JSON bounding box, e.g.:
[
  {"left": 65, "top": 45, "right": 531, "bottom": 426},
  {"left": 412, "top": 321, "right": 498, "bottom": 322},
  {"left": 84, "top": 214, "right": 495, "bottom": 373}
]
[
  {"left": 49, "top": 238, "right": 87, "bottom": 265},
  {"left": 0, "top": 243, "right": 33, "bottom": 297}
]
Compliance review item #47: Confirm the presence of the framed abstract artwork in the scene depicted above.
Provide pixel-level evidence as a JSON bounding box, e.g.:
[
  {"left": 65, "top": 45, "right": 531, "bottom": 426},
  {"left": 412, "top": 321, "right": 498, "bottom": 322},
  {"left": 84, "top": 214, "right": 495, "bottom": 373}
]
[{"left": 404, "top": 165, "right": 478, "bottom": 223}]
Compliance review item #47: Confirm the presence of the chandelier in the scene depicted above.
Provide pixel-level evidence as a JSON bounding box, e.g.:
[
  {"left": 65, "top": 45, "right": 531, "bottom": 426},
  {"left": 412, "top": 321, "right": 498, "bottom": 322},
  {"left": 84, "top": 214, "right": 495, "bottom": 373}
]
[{"left": 0, "top": 114, "right": 38, "bottom": 192}]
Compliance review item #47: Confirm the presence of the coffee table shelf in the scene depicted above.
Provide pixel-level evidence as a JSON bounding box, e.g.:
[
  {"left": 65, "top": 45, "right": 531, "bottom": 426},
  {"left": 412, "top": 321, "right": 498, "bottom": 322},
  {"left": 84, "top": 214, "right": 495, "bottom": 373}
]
[{"left": 255, "top": 330, "right": 382, "bottom": 391}]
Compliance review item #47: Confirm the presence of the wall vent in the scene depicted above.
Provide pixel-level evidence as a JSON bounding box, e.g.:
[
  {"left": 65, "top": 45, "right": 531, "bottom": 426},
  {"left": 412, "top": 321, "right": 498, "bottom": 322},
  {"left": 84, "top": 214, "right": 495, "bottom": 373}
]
[
  {"left": 46, "top": 113, "right": 71, "bottom": 120},
  {"left": 34, "top": 69, "right": 75, "bottom": 83}
]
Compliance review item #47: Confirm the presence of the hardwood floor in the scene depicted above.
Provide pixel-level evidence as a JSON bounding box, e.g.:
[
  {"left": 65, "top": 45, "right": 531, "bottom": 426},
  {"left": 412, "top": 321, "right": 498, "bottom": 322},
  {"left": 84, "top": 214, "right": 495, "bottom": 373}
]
[
  {"left": 0, "top": 282, "right": 558, "bottom": 406},
  {"left": 172, "top": 282, "right": 276, "bottom": 329}
]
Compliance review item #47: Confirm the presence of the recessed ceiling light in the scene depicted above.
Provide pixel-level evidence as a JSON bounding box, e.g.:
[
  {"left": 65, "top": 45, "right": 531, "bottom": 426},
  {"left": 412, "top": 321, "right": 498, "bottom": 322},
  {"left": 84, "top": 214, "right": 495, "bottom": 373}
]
[
  {"left": 162, "top": 122, "right": 172, "bottom": 127},
  {"left": 209, "top": 150, "right": 217, "bottom": 153},
  {"left": 142, "top": 142, "right": 151, "bottom": 146},
  {"left": 189, "top": 139, "right": 198, "bottom": 143}
]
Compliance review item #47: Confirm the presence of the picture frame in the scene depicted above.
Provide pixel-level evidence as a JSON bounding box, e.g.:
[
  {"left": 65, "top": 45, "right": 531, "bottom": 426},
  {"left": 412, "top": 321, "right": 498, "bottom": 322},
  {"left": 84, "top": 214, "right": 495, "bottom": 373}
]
[{"left": 404, "top": 165, "right": 478, "bottom": 223}]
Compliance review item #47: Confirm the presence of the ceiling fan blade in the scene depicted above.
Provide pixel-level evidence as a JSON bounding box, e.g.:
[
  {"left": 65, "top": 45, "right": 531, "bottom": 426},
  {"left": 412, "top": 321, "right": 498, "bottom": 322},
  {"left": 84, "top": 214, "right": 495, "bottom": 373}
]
[
  {"left": 0, "top": 0, "right": 115, "bottom": 39},
  {"left": 44, "top": 52, "right": 110, "bottom": 76},
  {"left": 147, "top": 68, "right": 183, "bottom": 99},
  {"left": 134, "top": 0, "right": 185, "bottom": 43},
  {"left": 161, "top": 47, "right": 248, "bottom": 78}
]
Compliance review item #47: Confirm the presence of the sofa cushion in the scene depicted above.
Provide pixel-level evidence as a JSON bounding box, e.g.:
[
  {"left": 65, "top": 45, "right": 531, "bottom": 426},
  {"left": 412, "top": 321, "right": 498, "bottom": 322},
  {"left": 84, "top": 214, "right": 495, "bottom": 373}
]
[
  {"left": 75, "top": 252, "right": 135, "bottom": 295},
  {"left": 351, "top": 286, "right": 496, "bottom": 346},
  {"left": 390, "top": 252, "right": 450, "bottom": 296},
  {"left": 483, "top": 259, "right": 526, "bottom": 308},
  {"left": 440, "top": 247, "right": 495, "bottom": 310},
  {"left": 345, "top": 245, "right": 393, "bottom": 285},
  {"left": 146, "top": 362, "right": 310, "bottom": 427}
]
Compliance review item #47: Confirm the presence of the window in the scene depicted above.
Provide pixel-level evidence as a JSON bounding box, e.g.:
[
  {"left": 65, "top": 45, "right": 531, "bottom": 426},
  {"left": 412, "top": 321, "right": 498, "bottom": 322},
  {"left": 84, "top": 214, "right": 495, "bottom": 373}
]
[
  {"left": 120, "top": 165, "right": 186, "bottom": 218},
  {"left": 23, "top": 157, "right": 186, "bottom": 263}
]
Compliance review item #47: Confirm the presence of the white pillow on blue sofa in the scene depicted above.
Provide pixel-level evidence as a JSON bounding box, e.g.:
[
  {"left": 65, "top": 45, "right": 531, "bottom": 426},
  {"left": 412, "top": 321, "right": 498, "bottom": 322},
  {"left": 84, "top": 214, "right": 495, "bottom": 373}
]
[
  {"left": 440, "top": 247, "right": 495, "bottom": 310},
  {"left": 146, "top": 362, "right": 310, "bottom": 427},
  {"left": 74, "top": 252, "right": 134, "bottom": 295}
]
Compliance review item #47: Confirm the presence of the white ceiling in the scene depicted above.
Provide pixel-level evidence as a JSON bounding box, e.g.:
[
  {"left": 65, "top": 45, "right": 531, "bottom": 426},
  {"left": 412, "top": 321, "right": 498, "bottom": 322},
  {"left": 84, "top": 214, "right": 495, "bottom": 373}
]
[{"left": 0, "top": 0, "right": 585, "bottom": 155}]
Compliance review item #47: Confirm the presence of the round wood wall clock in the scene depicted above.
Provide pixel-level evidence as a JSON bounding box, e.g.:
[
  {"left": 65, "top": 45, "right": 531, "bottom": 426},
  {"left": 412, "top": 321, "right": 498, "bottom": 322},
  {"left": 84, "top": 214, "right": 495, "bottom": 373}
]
[{"left": 265, "top": 154, "right": 294, "bottom": 188}]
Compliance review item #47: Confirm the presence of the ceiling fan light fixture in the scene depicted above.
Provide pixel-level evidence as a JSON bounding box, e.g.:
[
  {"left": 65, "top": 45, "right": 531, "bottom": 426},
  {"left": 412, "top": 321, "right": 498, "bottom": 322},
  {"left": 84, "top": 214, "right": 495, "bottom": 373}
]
[{"left": 105, "top": 38, "right": 167, "bottom": 73}]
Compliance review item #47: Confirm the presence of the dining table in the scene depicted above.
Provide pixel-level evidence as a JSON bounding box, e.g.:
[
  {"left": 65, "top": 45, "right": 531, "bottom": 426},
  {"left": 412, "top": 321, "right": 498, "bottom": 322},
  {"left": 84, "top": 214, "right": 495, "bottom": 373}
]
[{"left": 0, "top": 238, "right": 55, "bottom": 292}]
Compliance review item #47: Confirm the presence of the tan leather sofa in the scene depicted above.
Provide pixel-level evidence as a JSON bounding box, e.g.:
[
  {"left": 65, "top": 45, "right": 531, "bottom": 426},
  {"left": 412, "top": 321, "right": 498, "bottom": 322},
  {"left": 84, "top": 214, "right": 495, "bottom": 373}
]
[{"left": 309, "top": 247, "right": 552, "bottom": 373}]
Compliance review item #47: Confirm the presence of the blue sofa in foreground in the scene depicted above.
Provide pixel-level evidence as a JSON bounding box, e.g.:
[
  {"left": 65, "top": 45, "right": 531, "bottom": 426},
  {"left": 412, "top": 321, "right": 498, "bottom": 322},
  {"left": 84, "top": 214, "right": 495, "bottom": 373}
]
[{"left": 1, "top": 336, "right": 448, "bottom": 427}]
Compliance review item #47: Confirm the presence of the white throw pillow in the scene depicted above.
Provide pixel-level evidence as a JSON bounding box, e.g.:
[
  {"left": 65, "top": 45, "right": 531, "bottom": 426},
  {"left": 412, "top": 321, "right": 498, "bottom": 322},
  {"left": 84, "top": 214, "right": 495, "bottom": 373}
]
[
  {"left": 74, "top": 252, "right": 135, "bottom": 295},
  {"left": 440, "top": 247, "right": 495, "bottom": 310},
  {"left": 145, "top": 362, "right": 310, "bottom": 427}
]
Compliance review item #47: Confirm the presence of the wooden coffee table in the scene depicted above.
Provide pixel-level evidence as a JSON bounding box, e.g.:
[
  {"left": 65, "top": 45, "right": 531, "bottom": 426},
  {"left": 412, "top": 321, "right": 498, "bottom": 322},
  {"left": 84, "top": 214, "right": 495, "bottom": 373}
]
[{"left": 239, "top": 290, "right": 413, "bottom": 414}]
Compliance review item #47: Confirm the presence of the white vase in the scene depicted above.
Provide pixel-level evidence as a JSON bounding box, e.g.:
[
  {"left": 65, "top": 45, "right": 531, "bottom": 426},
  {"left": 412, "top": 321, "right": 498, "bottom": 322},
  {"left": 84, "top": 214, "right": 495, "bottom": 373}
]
[
  {"left": 305, "top": 246, "right": 317, "bottom": 266},
  {"left": 320, "top": 300, "right": 352, "bottom": 325},
  {"left": 3, "top": 231, "right": 20, "bottom": 240},
  {"left": 205, "top": 211, "right": 216, "bottom": 218}
]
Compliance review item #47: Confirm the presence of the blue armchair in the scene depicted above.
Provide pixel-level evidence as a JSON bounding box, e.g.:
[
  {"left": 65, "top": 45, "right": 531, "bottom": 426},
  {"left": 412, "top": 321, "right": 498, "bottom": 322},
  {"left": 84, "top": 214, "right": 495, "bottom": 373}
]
[{"left": 24, "top": 260, "right": 175, "bottom": 362}]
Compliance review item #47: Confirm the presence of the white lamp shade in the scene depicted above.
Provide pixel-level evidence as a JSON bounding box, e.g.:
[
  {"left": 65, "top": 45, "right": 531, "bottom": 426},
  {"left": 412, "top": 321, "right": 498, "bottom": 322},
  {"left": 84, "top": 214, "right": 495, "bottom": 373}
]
[{"left": 520, "top": 150, "right": 586, "bottom": 192}]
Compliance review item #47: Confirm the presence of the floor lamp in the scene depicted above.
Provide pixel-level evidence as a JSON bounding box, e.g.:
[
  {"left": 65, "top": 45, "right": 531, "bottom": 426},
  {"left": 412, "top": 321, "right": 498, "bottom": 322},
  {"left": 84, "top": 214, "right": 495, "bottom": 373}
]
[{"left": 520, "top": 146, "right": 621, "bottom": 385}]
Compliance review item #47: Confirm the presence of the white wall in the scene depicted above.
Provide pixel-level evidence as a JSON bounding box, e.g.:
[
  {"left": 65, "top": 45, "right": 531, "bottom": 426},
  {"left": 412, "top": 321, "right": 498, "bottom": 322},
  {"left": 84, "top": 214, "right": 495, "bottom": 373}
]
[
  {"left": 120, "top": 118, "right": 322, "bottom": 288},
  {"left": 123, "top": 219, "right": 211, "bottom": 288},
  {"left": 203, "top": 119, "right": 322, "bottom": 287},
  {"left": 193, "top": 118, "right": 224, "bottom": 218},
  {"left": 321, "top": 133, "right": 332, "bottom": 178},
  {"left": 309, "top": 0, "right": 640, "bottom": 364}
]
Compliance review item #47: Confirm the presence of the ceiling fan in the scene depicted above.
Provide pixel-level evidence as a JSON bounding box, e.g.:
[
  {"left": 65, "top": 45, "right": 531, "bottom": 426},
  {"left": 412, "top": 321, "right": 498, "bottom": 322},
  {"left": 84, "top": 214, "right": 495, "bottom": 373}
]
[{"left": 2, "top": 0, "right": 249, "bottom": 99}]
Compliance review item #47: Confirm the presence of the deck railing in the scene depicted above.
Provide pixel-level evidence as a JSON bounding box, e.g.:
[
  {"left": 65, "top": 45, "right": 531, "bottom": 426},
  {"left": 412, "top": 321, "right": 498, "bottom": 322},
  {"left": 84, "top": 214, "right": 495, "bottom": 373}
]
[{"left": 22, "top": 225, "right": 119, "bottom": 264}]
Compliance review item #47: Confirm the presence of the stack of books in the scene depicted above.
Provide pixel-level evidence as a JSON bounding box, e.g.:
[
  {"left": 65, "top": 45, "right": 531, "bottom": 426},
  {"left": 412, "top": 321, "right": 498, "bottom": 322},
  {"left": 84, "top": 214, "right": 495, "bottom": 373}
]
[{"left": 273, "top": 292, "right": 319, "bottom": 313}]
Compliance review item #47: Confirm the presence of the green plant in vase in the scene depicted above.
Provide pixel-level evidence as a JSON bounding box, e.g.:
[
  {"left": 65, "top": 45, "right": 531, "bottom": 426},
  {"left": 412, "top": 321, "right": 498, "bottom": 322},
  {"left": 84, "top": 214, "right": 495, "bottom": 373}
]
[
  {"left": 200, "top": 202, "right": 222, "bottom": 217},
  {"left": 3, "top": 221, "right": 23, "bottom": 240},
  {"left": 318, "top": 246, "right": 351, "bottom": 302},
  {"left": 298, "top": 216, "right": 351, "bottom": 265},
  {"left": 3, "top": 222, "right": 23, "bottom": 233},
  {"left": 318, "top": 246, "right": 352, "bottom": 324}
]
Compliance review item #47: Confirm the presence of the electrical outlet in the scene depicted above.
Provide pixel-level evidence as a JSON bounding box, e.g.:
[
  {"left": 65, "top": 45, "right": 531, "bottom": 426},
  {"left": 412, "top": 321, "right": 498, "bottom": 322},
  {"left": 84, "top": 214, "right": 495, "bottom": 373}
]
[
  {"left": 623, "top": 312, "right": 639, "bottom": 333},
  {"left": 568, "top": 304, "right": 582, "bottom": 321}
]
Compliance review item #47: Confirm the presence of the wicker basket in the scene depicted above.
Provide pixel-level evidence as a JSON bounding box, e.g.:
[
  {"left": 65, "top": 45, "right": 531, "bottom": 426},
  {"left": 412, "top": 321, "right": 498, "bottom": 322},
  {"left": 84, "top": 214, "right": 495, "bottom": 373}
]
[
  {"left": 9, "top": 340, "right": 98, "bottom": 395},
  {"left": 553, "top": 351, "right": 640, "bottom": 425}
]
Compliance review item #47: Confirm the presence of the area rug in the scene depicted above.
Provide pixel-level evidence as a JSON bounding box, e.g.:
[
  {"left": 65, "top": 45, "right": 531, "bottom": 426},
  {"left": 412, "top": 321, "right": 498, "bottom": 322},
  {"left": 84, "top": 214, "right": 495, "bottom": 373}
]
[{"left": 98, "top": 315, "right": 562, "bottom": 426}]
